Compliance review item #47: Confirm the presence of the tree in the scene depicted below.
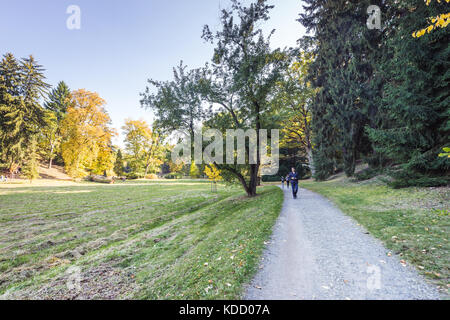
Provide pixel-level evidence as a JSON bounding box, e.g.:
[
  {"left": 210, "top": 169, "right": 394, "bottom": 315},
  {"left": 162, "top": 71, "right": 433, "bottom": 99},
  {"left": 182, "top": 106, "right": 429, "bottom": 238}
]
[
  {"left": 39, "top": 81, "right": 71, "bottom": 169},
  {"left": 114, "top": 149, "right": 125, "bottom": 176},
  {"left": 200, "top": 0, "right": 289, "bottom": 196},
  {"left": 141, "top": 62, "right": 205, "bottom": 159},
  {"left": 189, "top": 161, "right": 200, "bottom": 178},
  {"left": 39, "top": 110, "right": 60, "bottom": 169},
  {"left": 44, "top": 81, "right": 71, "bottom": 121},
  {"left": 122, "top": 119, "right": 165, "bottom": 177},
  {"left": 60, "top": 89, "right": 116, "bottom": 178},
  {"left": 0, "top": 53, "right": 49, "bottom": 174},
  {"left": 366, "top": 0, "right": 450, "bottom": 185},
  {"left": 204, "top": 163, "right": 222, "bottom": 182},
  {"left": 276, "top": 52, "right": 317, "bottom": 175},
  {"left": 22, "top": 136, "right": 40, "bottom": 182},
  {"left": 298, "top": 0, "right": 385, "bottom": 178}
]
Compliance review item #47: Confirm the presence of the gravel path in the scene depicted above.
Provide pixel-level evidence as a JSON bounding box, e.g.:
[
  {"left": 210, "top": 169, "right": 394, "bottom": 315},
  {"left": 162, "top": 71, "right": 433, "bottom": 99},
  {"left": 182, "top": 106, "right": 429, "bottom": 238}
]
[{"left": 245, "top": 186, "right": 441, "bottom": 300}]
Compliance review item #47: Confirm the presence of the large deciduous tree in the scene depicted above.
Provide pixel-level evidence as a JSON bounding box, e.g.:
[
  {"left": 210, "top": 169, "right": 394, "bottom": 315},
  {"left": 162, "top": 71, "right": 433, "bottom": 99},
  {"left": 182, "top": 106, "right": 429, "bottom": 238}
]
[
  {"left": 60, "top": 89, "right": 116, "bottom": 178},
  {"left": 275, "top": 52, "right": 317, "bottom": 175},
  {"left": 141, "top": 61, "right": 205, "bottom": 159},
  {"left": 200, "top": 0, "right": 289, "bottom": 197},
  {"left": 122, "top": 119, "right": 165, "bottom": 177}
]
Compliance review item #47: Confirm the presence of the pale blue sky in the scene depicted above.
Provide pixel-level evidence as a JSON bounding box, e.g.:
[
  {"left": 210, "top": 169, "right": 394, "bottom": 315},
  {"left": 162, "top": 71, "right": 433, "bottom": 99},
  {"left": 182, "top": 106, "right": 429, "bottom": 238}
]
[{"left": 0, "top": 0, "right": 305, "bottom": 145}]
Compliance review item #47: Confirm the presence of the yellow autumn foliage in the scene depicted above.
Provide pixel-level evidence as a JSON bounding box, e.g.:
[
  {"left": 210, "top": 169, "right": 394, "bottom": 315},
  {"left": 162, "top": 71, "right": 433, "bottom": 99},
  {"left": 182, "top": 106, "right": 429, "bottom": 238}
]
[
  {"left": 204, "top": 164, "right": 222, "bottom": 182},
  {"left": 60, "top": 89, "right": 116, "bottom": 178},
  {"left": 412, "top": 0, "right": 450, "bottom": 38}
]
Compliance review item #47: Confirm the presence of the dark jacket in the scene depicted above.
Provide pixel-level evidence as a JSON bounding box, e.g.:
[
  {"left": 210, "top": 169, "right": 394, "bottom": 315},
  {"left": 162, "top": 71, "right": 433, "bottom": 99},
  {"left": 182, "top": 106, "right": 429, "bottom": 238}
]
[{"left": 288, "top": 172, "right": 299, "bottom": 182}]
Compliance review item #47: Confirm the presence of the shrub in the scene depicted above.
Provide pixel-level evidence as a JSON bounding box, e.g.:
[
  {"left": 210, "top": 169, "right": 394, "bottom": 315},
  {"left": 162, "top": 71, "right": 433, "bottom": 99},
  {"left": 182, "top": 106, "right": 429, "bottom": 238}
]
[
  {"left": 125, "top": 172, "right": 139, "bottom": 180},
  {"left": 145, "top": 174, "right": 158, "bottom": 180},
  {"left": 165, "top": 172, "right": 182, "bottom": 179},
  {"left": 262, "top": 175, "right": 282, "bottom": 182},
  {"left": 388, "top": 170, "right": 450, "bottom": 188},
  {"left": 354, "top": 167, "right": 379, "bottom": 181}
]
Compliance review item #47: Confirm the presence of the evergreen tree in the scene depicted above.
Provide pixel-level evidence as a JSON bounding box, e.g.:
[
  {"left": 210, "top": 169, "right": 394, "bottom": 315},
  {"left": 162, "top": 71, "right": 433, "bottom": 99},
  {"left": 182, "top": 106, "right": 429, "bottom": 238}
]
[
  {"left": 299, "top": 0, "right": 385, "bottom": 179},
  {"left": 45, "top": 81, "right": 71, "bottom": 121},
  {"left": 367, "top": 0, "right": 450, "bottom": 186},
  {"left": 0, "top": 53, "right": 49, "bottom": 174},
  {"left": 114, "top": 149, "right": 124, "bottom": 176}
]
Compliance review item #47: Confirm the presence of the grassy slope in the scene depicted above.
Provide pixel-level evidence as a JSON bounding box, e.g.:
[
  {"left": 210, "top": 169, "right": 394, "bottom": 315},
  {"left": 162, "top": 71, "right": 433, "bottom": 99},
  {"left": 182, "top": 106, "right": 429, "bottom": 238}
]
[
  {"left": 0, "top": 181, "right": 283, "bottom": 299},
  {"left": 300, "top": 177, "right": 449, "bottom": 294}
]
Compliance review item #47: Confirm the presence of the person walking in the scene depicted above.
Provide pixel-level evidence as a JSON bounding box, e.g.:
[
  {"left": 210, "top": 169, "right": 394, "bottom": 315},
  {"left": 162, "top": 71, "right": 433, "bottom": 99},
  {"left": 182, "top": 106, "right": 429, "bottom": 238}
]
[
  {"left": 288, "top": 167, "right": 299, "bottom": 199},
  {"left": 281, "top": 176, "right": 285, "bottom": 188},
  {"left": 286, "top": 174, "right": 290, "bottom": 188}
]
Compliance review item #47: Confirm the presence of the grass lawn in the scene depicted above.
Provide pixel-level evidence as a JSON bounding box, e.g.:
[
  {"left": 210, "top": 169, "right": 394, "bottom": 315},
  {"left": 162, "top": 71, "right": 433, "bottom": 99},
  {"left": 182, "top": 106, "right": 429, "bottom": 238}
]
[
  {"left": 0, "top": 180, "right": 283, "bottom": 299},
  {"left": 300, "top": 178, "right": 449, "bottom": 295}
]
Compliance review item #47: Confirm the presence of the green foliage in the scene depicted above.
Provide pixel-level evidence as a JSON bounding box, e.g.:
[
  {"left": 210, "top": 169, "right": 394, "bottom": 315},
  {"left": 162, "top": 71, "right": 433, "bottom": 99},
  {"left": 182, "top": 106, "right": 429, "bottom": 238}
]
[
  {"left": 354, "top": 167, "right": 380, "bottom": 182},
  {"left": 299, "top": 1, "right": 385, "bottom": 179},
  {"left": 366, "top": 0, "right": 450, "bottom": 182},
  {"left": 261, "top": 175, "right": 282, "bottom": 182},
  {"left": 199, "top": 0, "right": 289, "bottom": 196},
  {"left": 165, "top": 172, "right": 183, "bottom": 179},
  {"left": 38, "top": 110, "right": 60, "bottom": 168},
  {"left": 141, "top": 61, "right": 204, "bottom": 154},
  {"left": 21, "top": 137, "right": 40, "bottom": 182},
  {"left": 122, "top": 119, "right": 166, "bottom": 177},
  {"left": 387, "top": 170, "right": 450, "bottom": 189},
  {"left": 114, "top": 149, "right": 124, "bottom": 176},
  {"left": 44, "top": 81, "right": 70, "bottom": 121},
  {"left": 0, "top": 53, "right": 49, "bottom": 173},
  {"left": 300, "top": 1, "right": 449, "bottom": 185},
  {"left": 125, "top": 172, "right": 139, "bottom": 180}
]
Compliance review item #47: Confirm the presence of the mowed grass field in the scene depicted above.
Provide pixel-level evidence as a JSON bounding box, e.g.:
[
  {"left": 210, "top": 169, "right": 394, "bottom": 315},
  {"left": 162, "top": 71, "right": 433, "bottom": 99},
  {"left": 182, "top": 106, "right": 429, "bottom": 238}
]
[
  {"left": 300, "top": 178, "right": 449, "bottom": 295},
  {"left": 0, "top": 180, "right": 283, "bottom": 299}
]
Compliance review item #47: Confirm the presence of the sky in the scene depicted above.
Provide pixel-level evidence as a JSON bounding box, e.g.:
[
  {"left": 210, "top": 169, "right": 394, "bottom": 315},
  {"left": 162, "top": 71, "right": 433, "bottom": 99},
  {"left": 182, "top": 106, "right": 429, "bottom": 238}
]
[{"left": 0, "top": 0, "right": 306, "bottom": 146}]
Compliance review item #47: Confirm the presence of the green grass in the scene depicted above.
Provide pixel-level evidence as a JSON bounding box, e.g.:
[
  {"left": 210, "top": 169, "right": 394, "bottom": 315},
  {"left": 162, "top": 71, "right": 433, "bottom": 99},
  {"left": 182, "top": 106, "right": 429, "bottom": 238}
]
[
  {"left": 300, "top": 178, "right": 449, "bottom": 295},
  {"left": 0, "top": 180, "right": 283, "bottom": 299}
]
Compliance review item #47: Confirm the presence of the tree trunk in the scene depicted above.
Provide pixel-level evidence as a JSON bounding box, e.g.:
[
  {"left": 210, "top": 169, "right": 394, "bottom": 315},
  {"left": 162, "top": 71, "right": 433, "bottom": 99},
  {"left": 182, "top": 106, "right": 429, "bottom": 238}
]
[
  {"left": 307, "top": 147, "right": 315, "bottom": 176},
  {"left": 248, "top": 164, "right": 259, "bottom": 197},
  {"left": 48, "top": 144, "right": 54, "bottom": 169}
]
